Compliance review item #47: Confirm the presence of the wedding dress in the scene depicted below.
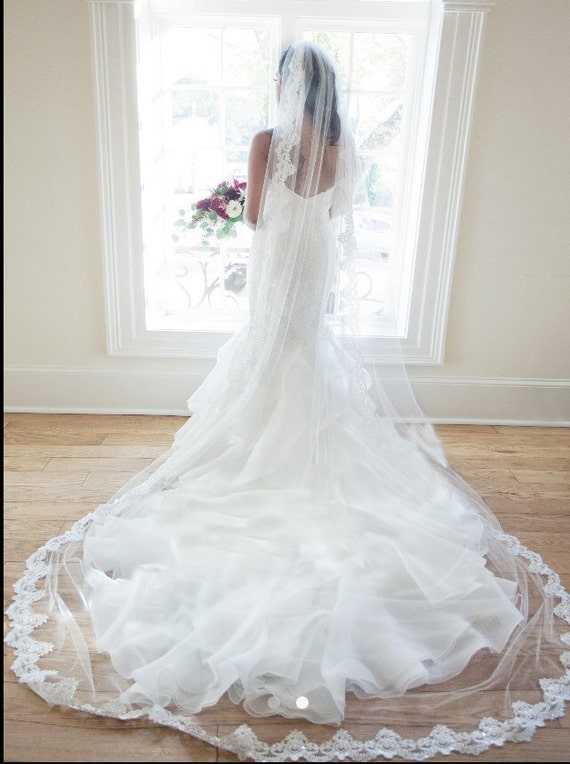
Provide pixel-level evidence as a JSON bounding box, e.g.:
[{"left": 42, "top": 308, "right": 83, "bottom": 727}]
[{"left": 5, "top": 41, "right": 569, "bottom": 762}]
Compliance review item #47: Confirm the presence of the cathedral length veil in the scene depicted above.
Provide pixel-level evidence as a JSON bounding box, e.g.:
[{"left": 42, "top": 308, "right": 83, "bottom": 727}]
[{"left": 5, "top": 41, "right": 569, "bottom": 762}]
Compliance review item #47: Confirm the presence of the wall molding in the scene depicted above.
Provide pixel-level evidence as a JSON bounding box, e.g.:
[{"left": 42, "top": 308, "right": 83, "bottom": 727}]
[{"left": 4, "top": 365, "right": 569, "bottom": 425}]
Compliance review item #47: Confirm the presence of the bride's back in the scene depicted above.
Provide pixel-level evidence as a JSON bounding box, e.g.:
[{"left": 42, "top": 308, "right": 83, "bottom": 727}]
[{"left": 292, "top": 119, "right": 340, "bottom": 197}]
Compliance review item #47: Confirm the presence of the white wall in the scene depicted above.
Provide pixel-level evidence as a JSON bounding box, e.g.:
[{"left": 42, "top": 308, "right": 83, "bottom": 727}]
[{"left": 4, "top": 0, "right": 570, "bottom": 423}]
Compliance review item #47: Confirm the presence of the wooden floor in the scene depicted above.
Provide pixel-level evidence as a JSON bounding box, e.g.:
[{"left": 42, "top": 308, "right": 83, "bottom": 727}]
[{"left": 3, "top": 413, "right": 570, "bottom": 762}]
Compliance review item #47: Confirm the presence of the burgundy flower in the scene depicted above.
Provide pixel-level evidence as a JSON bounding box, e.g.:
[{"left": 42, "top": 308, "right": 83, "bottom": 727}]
[{"left": 210, "top": 196, "right": 229, "bottom": 219}]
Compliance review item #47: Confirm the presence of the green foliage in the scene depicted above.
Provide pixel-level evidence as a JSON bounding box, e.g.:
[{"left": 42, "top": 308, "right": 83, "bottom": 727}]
[{"left": 365, "top": 163, "right": 394, "bottom": 207}]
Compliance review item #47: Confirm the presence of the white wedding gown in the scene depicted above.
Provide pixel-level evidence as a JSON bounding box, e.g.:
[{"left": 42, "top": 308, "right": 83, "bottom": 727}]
[
  {"left": 85, "top": 187, "right": 523, "bottom": 723},
  {"left": 5, "top": 185, "right": 569, "bottom": 760}
]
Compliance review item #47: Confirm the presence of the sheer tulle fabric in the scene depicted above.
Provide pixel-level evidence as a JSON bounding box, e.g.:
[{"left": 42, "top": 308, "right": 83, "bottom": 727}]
[{"left": 5, "top": 40, "right": 569, "bottom": 762}]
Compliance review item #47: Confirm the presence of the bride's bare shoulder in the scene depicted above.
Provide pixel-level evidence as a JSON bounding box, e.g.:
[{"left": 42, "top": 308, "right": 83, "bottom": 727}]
[{"left": 251, "top": 128, "right": 273, "bottom": 143}]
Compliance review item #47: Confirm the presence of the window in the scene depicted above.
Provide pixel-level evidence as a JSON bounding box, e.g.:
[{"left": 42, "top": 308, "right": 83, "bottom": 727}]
[{"left": 90, "top": 0, "right": 494, "bottom": 362}]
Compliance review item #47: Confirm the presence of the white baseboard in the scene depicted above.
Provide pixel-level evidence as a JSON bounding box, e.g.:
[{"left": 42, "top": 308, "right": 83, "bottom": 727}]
[
  {"left": 3, "top": 365, "right": 570, "bottom": 425},
  {"left": 408, "top": 375, "right": 570, "bottom": 426},
  {"left": 3, "top": 366, "right": 204, "bottom": 416}
]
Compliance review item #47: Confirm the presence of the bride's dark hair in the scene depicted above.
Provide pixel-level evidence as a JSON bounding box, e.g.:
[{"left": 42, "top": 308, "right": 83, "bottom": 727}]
[{"left": 278, "top": 44, "right": 341, "bottom": 146}]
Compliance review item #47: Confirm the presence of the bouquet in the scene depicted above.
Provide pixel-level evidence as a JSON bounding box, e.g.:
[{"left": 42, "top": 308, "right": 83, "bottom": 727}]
[{"left": 173, "top": 178, "right": 247, "bottom": 247}]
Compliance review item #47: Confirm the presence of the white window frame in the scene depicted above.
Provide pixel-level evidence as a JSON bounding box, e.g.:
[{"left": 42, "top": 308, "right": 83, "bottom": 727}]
[{"left": 89, "top": 0, "right": 494, "bottom": 363}]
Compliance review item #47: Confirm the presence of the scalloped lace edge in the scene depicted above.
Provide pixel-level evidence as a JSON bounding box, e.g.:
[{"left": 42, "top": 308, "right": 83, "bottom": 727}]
[{"left": 5, "top": 512, "right": 570, "bottom": 762}]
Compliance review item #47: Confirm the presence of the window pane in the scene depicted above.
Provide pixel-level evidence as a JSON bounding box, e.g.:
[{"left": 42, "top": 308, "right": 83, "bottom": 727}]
[
  {"left": 349, "top": 94, "right": 403, "bottom": 151},
  {"left": 352, "top": 33, "right": 411, "bottom": 92},
  {"left": 302, "top": 30, "right": 352, "bottom": 87},
  {"left": 362, "top": 154, "right": 400, "bottom": 210},
  {"left": 171, "top": 140, "right": 223, "bottom": 196},
  {"left": 223, "top": 28, "right": 271, "bottom": 87},
  {"left": 353, "top": 153, "right": 397, "bottom": 321},
  {"left": 162, "top": 27, "right": 222, "bottom": 85},
  {"left": 225, "top": 91, "right": 268, "bottom": 148},
  {"left": 169, "top": 251, "right": 249, "bottom": 318},
  {"left": 171, "top": 97, "right": 221, "bottom": 193},
  {"left": 172, "top": 90, "right": 220, "bottom": 133}
]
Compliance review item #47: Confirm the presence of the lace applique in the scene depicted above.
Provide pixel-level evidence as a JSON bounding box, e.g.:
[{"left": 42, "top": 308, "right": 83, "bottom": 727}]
[{"left": 274, "top": 55, "right": 304, "bottom": 184}]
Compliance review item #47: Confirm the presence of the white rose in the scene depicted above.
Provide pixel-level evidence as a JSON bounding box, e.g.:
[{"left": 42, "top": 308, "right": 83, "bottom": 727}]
[{"left": 226, "top": 200, "right": 242, "bottom": 219}]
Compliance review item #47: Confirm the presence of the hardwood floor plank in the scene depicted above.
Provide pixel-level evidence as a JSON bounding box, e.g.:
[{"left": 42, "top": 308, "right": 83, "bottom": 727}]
[
  {"left": 510, "top": 469, "right": 570, "bottom": 486},
  {"left": 491, "top": 425, "right": 570, "bottom": 437},
  {"left": 81, "top": 471, "right": 146, "bottom": 491},
  {"left": 3, "top": 431, "right": 108, "bottom": 446},
  {"left": 511, "top": 530, "right": 570, "bottom": 555},
  {"left": 449, "top": 456, "right": 570, "bottom": 471},
  {"left": 442, "top": 442, "right": 570, "bottom": 456},
  {"left": 4, "top": 521, "right": 67, "bottom": 564},
  {"left": 479, "top": 484, "right": 570, "bottom": 500},
  {"left": 440, "top": 432, "right": 570, "bottom": 448},
  {"left": 4, "top": 444, "right": 169, "bottom": 459},
  {"left": 100, "top": 433, "right": 177, "bottom": 446},
  {"left": 3, "top": 502, "right": 100, "bottom": 519},
  {"left": 3, "top": 457, "right": 51, "bottom": 471},
  {"left": 434, "top": 425, "right": 498, "bottom": 436},
  {"left": 3, "top": 413, "right": 187, "bottom": 434},
  {"left": 43, "top": 457, "right": 154, "bottom": 473},
  {"left": 498, "top": 512, "right": 570, "bottom": 533},
  {"left": 4, "top": 517, "right": 67, "bottom": 541},
  {"left": 483, "top": 495, "right": 567, "bottom": 514},
  {"left": 4, "top": 482, "right": 118, "bottom": 504},
  {"left": 4, "top": 472, "right": 90, "bottom": 490},
  {"left": 450, "top": 467, "right": 518, "bottom": 485},
  {"left": 3, "top": 683, "right": 218, "bottom": 762}
]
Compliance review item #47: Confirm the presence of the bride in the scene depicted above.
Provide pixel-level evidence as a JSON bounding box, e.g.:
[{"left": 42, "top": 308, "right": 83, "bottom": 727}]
[{"left": 5, "top": 41, "right": 569, "bottom": 762}]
